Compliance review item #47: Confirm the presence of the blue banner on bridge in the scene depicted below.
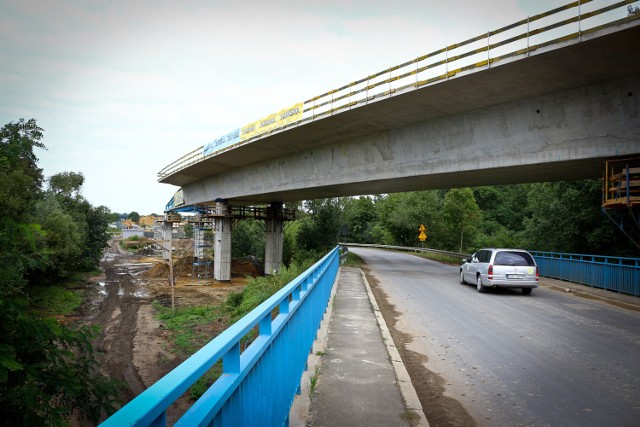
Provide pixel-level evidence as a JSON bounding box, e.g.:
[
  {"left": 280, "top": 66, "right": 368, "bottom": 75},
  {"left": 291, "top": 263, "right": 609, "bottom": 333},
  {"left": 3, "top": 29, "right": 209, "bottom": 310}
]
[{"left": 203, "top": 128, "right": 241, "bottom": 156}]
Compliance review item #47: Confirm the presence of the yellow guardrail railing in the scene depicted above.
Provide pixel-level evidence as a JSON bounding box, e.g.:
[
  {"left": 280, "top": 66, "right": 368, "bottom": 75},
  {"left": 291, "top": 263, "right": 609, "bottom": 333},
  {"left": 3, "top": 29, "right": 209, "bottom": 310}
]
[{"left": 157, "top": 0, "right": 639, "bottom": 182}]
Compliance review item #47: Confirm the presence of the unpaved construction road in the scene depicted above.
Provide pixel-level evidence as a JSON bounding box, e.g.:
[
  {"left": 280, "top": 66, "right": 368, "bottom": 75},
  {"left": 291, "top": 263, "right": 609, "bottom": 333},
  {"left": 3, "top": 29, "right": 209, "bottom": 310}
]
[{"left": 79, "top": 240, "right": 250, "bottom": 425}]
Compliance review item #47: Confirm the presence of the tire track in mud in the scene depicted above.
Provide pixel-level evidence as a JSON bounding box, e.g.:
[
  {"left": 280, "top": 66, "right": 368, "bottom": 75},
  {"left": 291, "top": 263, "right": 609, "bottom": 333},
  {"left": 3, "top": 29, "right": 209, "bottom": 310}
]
[{"left": 91, "top": 242, "right": 148, "bottom": 402}]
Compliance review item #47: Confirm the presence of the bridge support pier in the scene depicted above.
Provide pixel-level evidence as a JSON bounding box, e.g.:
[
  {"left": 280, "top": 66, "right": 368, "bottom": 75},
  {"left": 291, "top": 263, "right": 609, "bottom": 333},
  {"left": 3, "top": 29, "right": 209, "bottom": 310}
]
[
  {"left": 265, "top": 202, "right": 284, "bottom": 275},
  {"left": 162, "top": 219, "right": 172, "bottom": 261},
  {"left": 213, "top": 201, "right": 232, "bottom": 281}
]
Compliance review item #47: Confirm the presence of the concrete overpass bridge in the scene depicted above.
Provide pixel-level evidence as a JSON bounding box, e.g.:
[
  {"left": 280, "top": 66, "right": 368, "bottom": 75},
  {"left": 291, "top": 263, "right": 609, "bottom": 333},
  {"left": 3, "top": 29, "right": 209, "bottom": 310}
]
[{"left": 158, "top": 1, "right": 640, "bottom": 280}]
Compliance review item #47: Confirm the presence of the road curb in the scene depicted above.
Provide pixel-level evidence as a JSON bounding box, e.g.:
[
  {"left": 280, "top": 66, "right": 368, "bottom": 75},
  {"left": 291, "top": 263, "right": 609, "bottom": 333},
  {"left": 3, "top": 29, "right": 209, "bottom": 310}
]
[
  {"left": 289, "top": 267, "right": 341, "bottom": 426},
  {"left": 539, "top": 278, "right": 640, "bottom": 312},
  {"left": 359, "top": 269, "right": 430, "bottom": 427}
]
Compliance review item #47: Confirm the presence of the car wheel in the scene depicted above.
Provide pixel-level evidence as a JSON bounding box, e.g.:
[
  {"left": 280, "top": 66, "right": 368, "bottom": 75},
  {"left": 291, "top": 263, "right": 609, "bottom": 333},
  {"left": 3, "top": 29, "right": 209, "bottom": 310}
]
[
  {"left": 522, "top": 288, "right": 532, "bottom": 296},
  {"left": 460, "top": 271, "right": 466, "bottom": 284},
  {"left": 476, "top": 275, "right": 486, "bottom": 293}
]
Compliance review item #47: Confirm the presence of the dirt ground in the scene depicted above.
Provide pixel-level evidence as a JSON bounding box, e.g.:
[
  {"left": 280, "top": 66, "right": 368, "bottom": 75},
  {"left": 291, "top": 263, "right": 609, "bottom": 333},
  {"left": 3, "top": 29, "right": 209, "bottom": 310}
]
[
  {"left": 363, "top": 266, "right": 477, "bottom": 427},
  {"left": 79, "top": 239, "right": 260, "bottom": 425}
]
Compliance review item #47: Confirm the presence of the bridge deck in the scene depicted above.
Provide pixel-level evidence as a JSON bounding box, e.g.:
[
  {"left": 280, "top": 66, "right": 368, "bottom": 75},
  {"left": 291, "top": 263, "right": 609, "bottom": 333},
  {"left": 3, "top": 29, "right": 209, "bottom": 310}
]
[{"left": 159, "top": 18, "right": 640, "bottom": 190}]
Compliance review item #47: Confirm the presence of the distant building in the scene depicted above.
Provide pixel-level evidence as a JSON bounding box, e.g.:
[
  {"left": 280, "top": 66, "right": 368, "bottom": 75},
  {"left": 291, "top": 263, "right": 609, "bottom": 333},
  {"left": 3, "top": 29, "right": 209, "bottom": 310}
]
[{"left": 122, "top": 228, "right": 144, "bottom": 238}]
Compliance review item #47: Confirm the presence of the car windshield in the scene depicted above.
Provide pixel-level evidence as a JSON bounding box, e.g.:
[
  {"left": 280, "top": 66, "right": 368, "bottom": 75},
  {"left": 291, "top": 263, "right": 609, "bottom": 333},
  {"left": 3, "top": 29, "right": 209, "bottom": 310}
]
[{"left": 494, "top": 251, "right": 535, "bottom": 266}]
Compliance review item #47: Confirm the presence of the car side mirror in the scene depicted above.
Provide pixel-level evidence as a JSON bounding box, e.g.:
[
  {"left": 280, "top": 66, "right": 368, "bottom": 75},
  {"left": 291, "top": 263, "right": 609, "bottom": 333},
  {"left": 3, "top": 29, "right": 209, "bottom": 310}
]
[{"left": 462, "top": 258, "right": 468, "bottom": 263}]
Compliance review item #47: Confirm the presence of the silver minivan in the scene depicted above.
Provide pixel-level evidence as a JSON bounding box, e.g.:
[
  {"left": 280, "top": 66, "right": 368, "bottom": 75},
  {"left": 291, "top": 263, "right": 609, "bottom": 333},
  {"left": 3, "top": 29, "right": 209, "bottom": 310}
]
[{"left": 460, "top": 248, "right": 539, "bottom": 295}]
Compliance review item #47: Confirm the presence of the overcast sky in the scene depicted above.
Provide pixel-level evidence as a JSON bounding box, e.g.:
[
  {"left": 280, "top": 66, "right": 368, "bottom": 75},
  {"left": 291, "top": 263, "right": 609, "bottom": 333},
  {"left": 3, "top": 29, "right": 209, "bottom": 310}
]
[{"left": 1, "top": 0, "right": 585, "bottom": 214}]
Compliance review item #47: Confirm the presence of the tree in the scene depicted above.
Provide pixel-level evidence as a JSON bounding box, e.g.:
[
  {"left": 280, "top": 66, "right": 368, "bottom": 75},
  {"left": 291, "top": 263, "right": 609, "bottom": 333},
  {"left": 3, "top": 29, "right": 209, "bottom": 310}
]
[
  {"left": 342, "top": 196, "right": 377, "bottom": 243},
  {"left": 106, "top": 211, "right": 121, "bottom": 223},
  {"left": 127, "top": 211, "right": 141, "bottom": 223},
  {"left": 0, "top": 119, "right": 47, "bottom": 294},
  {"left": 296, "top": 199, "right": 343, "bottom": 252},
  {"left": 35, "top": 197, "right": 84, "bottom": 277},
  {"left": 522, "top": 180, "right": 636, "bottom": 255},
  {"left": 0, "top": 303, "right": 120, "bottom": 425},
  {"left": 443, "top": 188, "right": 482, "bottom": 252},
  {"left": 184, "top": 223, "right": 194, "bottom": 239},
  {"left": 48, "top": 171, "right": 84, "bottom": 198},
  {"left": 0, "top": 119, "right": 120, "bottom": 425},
  {"left": 232, "top": 219, "right": 265, "bottom": 260},
  {"left": 473, "top": 185, "right": 528, "bottom": 249},
  {"left": 82, "top": 204, "right": 111, "bottom": 269},
  {"left": 376, "top": 191, "right": 444, "bottom": 247}
]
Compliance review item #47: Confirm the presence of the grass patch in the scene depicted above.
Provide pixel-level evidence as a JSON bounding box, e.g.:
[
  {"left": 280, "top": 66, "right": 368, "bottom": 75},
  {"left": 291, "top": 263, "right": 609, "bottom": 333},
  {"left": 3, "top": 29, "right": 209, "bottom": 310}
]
[
  {"left": 30, "top": 286, "right": 83, "bottom": 317},
  {"left": 153, "top": 301, "right": 224, "bottom": 354},
  {"left": 67, "top": 268, "right": 103, "bottom": 285},
  {"left": 308, "top": 365, "right": 319, "bottom": 397},
  {"left": 341, "top": 251, "right": 363, "bottom": 267},
  {"left": 412, "top": 251, "right": 463, "bottom": 265},
  {"left": 152, "top": 302, "right": 228, "bottom": 400}
]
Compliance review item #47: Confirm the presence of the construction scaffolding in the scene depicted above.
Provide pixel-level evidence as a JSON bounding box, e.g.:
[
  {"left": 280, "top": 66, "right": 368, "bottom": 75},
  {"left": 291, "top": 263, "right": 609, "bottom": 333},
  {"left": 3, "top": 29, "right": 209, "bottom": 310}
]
[
  {"left": 602, "top": 157, "right": 640, "bottom": 249},
  {"left": 181, "top": 203, "right": 297, "bottom": 283},
  {"left": 191, "top": 214, "right": 214, "bottom": 284}
]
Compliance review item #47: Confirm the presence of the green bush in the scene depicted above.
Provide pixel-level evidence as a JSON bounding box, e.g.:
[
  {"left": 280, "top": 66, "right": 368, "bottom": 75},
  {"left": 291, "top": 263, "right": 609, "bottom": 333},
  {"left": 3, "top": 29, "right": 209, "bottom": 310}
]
[
  {"left": 30, "top": 286, "right": 82, "bottom": 316},
  {"left": 228, "top": 254, "right": 318, "bottom": 321}
]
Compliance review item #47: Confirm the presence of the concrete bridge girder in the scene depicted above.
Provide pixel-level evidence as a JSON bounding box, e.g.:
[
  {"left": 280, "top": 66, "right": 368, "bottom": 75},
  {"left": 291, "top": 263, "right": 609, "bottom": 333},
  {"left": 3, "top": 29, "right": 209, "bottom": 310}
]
[{"left": 183, "top": 74, "right": 639, "bottom": 206}]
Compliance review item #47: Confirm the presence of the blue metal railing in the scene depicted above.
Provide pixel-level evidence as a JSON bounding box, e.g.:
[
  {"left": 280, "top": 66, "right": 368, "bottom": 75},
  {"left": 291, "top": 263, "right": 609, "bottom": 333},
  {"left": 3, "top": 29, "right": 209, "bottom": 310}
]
[
  {"left": 531, "top": 251, "right": 640, "bottom": 296},
  {"left": 101, "top": 246, "right": 340, "bottom": 427}
]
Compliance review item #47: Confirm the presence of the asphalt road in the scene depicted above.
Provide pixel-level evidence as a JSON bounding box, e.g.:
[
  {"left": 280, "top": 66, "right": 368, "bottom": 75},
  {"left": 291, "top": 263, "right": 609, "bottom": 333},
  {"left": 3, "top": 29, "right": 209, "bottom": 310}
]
[{"left": 350, "top": 247, "right": 640, "bottom": 427}]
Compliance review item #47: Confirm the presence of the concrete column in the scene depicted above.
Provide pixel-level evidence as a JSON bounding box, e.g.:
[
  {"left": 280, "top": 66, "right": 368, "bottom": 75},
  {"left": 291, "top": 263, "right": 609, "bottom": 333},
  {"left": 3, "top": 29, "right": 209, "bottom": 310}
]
[
  {"left": 162, "top": 220, "right": 172, "bottom": 261},
  {"left": 265, "top": 202, "right": 284, "bottom": 275},
  {"left": 213, "top": 202, "right": 232, "bottom": 281}
]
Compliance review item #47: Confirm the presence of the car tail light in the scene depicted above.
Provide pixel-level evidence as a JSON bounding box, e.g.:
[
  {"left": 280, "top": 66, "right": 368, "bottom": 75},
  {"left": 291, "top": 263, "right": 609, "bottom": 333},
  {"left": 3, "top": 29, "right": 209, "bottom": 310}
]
[
  {"left": 488, "top": 265, "right": 493, "bottom": 280},
  {"left": 536, "top": 266, "right": 539, "bottom": 281}
]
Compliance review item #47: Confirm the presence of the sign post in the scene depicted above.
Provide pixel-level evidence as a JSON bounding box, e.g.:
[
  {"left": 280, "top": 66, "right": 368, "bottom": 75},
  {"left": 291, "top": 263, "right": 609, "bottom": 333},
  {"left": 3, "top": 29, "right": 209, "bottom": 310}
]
[{"left": 418, "top": 224, "right": 427, "bottom": 247}]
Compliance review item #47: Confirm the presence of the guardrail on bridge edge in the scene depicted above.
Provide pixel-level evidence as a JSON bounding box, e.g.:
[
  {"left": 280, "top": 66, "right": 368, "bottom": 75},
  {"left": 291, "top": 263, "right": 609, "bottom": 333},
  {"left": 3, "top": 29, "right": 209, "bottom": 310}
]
[{"left": 101, "top": 246, "right": 340, "bottom": 426}]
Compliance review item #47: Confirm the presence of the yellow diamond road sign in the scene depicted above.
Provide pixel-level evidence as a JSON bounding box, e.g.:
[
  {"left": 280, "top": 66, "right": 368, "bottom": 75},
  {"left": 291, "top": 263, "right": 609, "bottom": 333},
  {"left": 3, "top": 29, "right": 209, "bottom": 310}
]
[{"left": 419, "top": 224, "right": 427, "bottom": 241}]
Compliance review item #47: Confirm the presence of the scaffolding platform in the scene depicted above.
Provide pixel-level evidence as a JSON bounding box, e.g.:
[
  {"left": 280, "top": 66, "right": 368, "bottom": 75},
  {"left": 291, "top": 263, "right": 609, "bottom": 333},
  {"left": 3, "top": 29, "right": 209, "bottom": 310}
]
[
  {"left": 602, "top": 158, "right": 640, "bottom": 249},
  {"left": 191, "top": 214, "right": 214, "bottom": 285},
  {"left": 603, "top": 158, "right": 640, "bottom": 209}
]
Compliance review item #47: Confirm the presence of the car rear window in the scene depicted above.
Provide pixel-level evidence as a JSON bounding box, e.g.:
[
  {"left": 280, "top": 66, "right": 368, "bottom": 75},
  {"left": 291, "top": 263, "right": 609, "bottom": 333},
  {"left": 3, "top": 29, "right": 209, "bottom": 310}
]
[{"left": 494, "top": 251, "right": 535, "bottom": 266}]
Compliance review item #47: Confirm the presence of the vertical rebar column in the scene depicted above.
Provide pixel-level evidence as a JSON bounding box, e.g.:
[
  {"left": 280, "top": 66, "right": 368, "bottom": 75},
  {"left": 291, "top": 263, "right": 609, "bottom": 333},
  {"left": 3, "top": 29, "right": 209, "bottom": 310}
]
[
  {"left": 213, "top": 202, "right": 232, "bottom": 281},
  {"left": 265, "top": 202, "right": 284, "bottom": 275}
]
